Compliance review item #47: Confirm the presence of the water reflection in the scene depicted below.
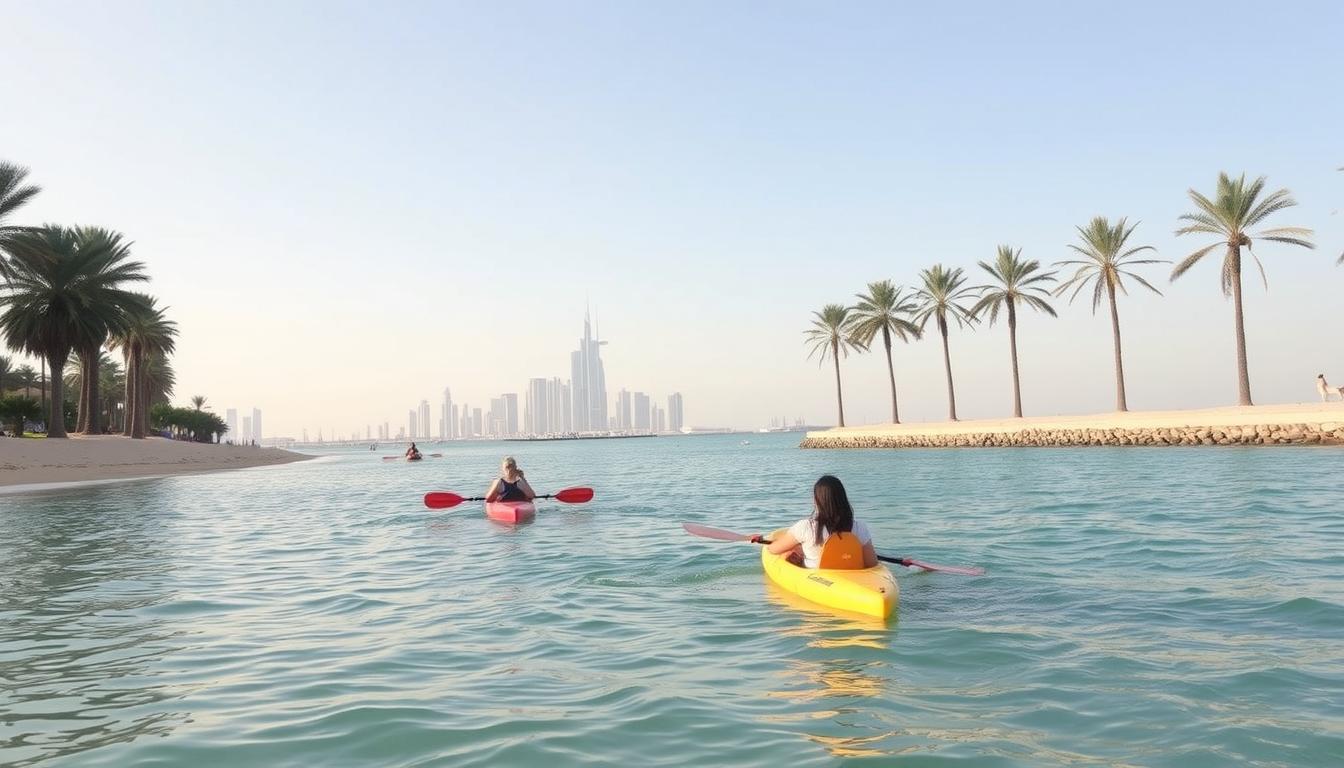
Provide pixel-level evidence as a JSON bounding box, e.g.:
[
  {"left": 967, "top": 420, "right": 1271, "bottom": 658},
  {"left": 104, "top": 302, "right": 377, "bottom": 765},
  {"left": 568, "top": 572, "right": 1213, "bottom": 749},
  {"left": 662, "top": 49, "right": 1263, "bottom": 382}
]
[
  {"left": 0, "top": 483, "right": 188, "bottom": 765},
  {"left": 761, "top": 579, "right": 900, "bottom": 759}
]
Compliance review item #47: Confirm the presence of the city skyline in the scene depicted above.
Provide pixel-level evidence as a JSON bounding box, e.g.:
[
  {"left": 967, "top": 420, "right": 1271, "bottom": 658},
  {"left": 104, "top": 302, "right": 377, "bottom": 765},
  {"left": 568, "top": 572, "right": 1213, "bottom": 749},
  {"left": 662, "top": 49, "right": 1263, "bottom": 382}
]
[{"left": 285, "top": 311, "right": 692, "bottom": 442}]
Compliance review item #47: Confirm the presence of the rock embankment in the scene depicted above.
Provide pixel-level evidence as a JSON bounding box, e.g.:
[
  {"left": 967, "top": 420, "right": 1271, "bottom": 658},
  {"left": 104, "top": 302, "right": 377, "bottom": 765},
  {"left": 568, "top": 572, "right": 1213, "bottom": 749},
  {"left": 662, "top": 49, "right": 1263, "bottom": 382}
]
[{"left": 801, "top": 422, "right": 1344, "bottom": 448}]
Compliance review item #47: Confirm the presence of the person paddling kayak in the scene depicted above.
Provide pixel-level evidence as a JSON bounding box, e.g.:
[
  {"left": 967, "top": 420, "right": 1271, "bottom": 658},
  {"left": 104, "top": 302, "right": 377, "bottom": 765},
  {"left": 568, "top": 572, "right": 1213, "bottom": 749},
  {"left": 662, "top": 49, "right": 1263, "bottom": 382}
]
[
  {"left": 751, "top": 475, "right": 878, "bottom": 569},
  {"left": 405, "top": 442, "right": 422, "bottom": 461},
  {"left": 485, "top": 456, "right": 536, "bottom": 502}
]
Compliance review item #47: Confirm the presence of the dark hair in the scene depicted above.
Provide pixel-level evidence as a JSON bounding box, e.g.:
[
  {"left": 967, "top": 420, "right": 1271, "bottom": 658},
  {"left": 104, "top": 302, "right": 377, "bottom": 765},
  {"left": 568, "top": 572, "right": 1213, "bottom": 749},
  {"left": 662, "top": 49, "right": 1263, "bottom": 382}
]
[{"left": 812, "top": 475, "right": 854, "bottom": 545}]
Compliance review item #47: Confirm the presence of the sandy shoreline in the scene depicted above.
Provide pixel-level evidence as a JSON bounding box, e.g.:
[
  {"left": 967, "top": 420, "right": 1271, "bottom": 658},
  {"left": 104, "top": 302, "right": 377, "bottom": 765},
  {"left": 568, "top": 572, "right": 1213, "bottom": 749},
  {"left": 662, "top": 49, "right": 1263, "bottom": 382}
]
[
  {"left": 802, "top": 402, "right": 1344, "bottom": 448},
  {"left": 0, "top": 435, "right": 310, "bottom": 488}
]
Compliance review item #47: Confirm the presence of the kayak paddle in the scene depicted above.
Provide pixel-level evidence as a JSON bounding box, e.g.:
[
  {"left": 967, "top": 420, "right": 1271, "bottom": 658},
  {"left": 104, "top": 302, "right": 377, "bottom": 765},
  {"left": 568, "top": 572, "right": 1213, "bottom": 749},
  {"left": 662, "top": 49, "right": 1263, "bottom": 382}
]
[
  {"left": 424, "top": 486, "right": 594, "bottom": 509},
  {"left": 384, "top": 453, "right": 443, "bottom": 460},
  {"left": 680, "top": 522, "right": 985, "bottom": 576}
]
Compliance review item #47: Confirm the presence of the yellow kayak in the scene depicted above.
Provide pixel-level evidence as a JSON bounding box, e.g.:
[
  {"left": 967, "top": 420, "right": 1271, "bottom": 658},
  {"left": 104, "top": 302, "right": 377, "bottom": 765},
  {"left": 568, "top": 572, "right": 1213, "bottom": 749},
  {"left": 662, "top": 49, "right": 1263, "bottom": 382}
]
[{"left": 760, "top": 529, "right": 898, "bottom": 619}]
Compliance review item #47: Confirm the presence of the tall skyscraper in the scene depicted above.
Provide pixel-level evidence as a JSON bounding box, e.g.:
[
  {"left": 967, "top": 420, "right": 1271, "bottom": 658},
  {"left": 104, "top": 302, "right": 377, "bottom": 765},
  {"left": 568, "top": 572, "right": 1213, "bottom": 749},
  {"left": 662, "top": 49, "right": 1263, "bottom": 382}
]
[
  {"left": 526, "top": 378, "right": 549, "bottom": 435},
  {"left": 668, "top": 393, "right": 684, "bottom": 432},
  {"left": 633, "top": 392, "right": 650, "bottom": 431},
  {"left": 448, "top": 390, "right": 459, "bottom": 438},
  {"left": 408, "top": 409, "right": 417, "bottom": 440},
  {"left": 617, "top": 389, "right": 632, "bottom": 431},
  {"left": 251, "top": 408, "right": 262, "bottom": 443},
  {"left": 419, "top": 400, "right": 430, "bottom": 440},
  {"left": 653, "top": 405, "right": 665, "bottom": 433},
  {"left": 489, "top": 397, "right": 506, "bottom": 437},
  {"left": 472, "top": 407, "right": 483, "bottom": 436},
  {"left": 570, "top": 309, "right": 608, "bottom": 433},
  {"left": 451, "top": 405, "right": 459, "bottom": 439},
  {"left": 502, "top": 393, "right": 518, "bottom": 437},
  {"left": 226, "top": 408, "right": 237, "bottom": 442}
]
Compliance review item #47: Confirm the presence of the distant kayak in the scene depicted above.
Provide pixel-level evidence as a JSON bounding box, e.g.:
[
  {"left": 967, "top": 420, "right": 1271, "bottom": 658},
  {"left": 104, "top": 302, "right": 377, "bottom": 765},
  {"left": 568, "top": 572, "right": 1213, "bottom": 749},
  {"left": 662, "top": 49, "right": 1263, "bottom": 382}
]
[
  {"left": 485, "top": 500, "right": 536, "bottom": 525},
  {"left": 760, "top": 529, "right": 898, "bottom": 618}
]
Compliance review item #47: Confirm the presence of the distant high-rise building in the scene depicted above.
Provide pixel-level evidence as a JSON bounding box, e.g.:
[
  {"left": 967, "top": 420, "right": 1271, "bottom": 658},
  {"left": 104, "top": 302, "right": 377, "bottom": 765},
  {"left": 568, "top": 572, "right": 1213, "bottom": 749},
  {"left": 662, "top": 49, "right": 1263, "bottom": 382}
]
[
  {"left": 633, "top": 392, "right": 650, "bottom": 431},
  {"left": 668, "top": 393, "right": 684, "bottom": 432},
  {"left": 616, "top": 389, "right": 632, "bottom": 431},
  {"left": 408, "top": 409, "right": 417, "bottom": 440},
  {"left": 472, "top": 407, "right": 483, "bottom": 436},
  {"left": 251, "top": 408, "right": 262, "bottom": 443},
  {"left": 653, "top": 405, "right": 665, "bottom": 433},
  {"left": 526, "top": 378, "right": 549, "bottom": 435},
  {"left": 570, "top": 309, "right": 608, "bottom": 432},
  {"left": 226, "top": 408, "right": 238, "bottom": 442},
  {"left": 419, "top": 400, "right": 430, "bottom": 441},
  {"left": 460, "top": 403, "right": 472, "bottom": 438},
  {"left": 489, "top": 397, "right": 506, "bottom": 437},
  {"left": 545, "top": 378, "right": 570, "bottom": 433},
  {"left": 448, "top": 390, "right": 459, "bottom": 438},
  {"left": 502, "top": 393, "right": 519, "bottom": 437},
  {"left": 451, "top": 404, "right": 460, "bottom": 439}
]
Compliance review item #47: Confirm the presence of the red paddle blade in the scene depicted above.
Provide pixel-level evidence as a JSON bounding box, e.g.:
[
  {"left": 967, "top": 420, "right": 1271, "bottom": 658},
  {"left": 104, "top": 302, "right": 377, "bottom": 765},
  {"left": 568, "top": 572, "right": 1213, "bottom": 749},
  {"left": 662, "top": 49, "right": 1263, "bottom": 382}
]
[
  {"left": 424, "top": 492, "right": 466, "bottom": 509},
  {"left": 904, "top": 558, "right": 985, "bottom": 576},
  {"left": 553, "top": 487, "right": 594, "bottom": 503},
  {"left": 681, "top": 522, "right": 754, "bottom": 541}
]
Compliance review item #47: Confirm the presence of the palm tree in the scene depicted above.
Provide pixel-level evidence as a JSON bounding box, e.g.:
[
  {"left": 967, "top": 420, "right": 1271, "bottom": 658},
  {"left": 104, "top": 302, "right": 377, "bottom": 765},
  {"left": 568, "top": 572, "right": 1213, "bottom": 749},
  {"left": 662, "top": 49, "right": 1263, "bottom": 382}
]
[
  {"left": 805, "top": 303, "right": 866, "bottom": 427},
  {"left": 0, "top": 161, "right": 41, "bottom": 281},
  {"left": 191, "top": 395, "right": 207, "bottom": 410},
  {"left": 109, "top": 296, "right": 177, "bottom": 438},
  {"left": 14, "top": 364, "right": 37, "bottom": 394},
  {"left": 0, "top": 225, "right": 148, "bottom": 437},
  {"left": 68, "top": 228, "right": 146, "bottom": 434},
  {"left": 0, "top": 354, "right": 10, "bottom": 395},
  {"left": 1173, "top": 173, "right": 1315, "bottom": 405},
  {"left": 972, "top": 246, "right": 1057, "bottom": 418},
  {"left": 848, "top": 280, "right": 922, "bottom": 423},
  {"left": 913, "top": 265, "right": 978, "bottom": 421},
  {"left": 1055, "top": 217, "right": 1165, "bottom": 412}
]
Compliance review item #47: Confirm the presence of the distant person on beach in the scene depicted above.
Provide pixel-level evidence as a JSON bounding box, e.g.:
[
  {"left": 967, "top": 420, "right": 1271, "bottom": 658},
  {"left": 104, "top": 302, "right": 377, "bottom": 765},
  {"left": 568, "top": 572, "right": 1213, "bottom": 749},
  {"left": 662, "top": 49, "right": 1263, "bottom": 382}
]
[
  {"left": 485, "top": 456, "right": 536, "bottom": 502},
  {"left": 751, "top": 475, "right": 878, "bottom": 569},
  {"left": 405, "top": 442, "right": 422, "bottom": 460}
]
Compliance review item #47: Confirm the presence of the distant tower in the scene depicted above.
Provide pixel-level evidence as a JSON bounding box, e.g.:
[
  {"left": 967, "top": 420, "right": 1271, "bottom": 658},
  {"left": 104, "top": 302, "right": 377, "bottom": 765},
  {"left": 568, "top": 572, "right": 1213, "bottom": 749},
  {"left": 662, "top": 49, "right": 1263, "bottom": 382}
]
[
  {"left": 251, "top": 408, "right": 262, "bottom": 443},
  {"left": 668, "top": 393, "right": 684, "bottom": 432}
]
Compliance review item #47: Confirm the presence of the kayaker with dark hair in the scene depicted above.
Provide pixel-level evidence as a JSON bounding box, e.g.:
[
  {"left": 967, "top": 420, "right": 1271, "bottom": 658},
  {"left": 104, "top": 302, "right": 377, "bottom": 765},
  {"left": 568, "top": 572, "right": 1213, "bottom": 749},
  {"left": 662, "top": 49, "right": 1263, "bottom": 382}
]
[
  {"left": 752, "top": 475, "right": 877, "bottom": 569},
  {"left": 405, "top": 442, "right": 422, "bottom": 460},
  {"left": 486, "top": 456, "right": 536, "bottom": 502}
]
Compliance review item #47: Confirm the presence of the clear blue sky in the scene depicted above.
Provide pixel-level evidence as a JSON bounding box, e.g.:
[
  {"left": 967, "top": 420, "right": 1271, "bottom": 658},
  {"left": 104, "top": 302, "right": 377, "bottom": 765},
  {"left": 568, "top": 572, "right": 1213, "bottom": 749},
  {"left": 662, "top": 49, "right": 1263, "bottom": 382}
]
[{"left": 3, "top": 1, "right": 1342, "bottom": 435}]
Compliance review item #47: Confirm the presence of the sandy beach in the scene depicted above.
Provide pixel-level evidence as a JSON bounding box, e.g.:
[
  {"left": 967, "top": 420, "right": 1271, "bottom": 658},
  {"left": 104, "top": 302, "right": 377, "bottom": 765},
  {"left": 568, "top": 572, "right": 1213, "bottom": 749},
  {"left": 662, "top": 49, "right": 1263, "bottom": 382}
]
[
  {"left": 803, "top": 402, "right": 1344, "bottom": 448},
  {"left": 0, "top": 435, "right": 310, "bottom": 488}
]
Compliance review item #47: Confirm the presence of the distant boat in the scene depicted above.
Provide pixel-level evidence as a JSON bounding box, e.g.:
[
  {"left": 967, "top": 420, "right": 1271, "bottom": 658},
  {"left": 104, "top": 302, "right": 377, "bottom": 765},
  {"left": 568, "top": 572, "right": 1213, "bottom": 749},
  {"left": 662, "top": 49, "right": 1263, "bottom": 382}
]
[{"left": 740, "top": 440, "right": 751, "bottom": 446}]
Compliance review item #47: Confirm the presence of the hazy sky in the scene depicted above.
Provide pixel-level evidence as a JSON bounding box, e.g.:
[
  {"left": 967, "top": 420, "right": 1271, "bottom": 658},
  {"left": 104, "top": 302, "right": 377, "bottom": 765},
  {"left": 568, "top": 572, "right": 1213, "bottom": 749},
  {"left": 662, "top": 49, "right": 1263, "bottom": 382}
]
[{"left": 3, "top": 1, "right": 1342, "bottom": 436}]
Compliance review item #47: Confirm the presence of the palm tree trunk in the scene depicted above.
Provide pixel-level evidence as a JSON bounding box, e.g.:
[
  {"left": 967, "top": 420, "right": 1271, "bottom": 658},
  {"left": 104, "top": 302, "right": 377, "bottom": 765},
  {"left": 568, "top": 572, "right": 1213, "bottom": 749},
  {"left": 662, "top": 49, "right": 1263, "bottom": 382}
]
[
  {"left": 1007, "top": 303, "right": 1023, "bottom": 418},
  {"left": 883, "top": 327, "right": 899, "bottom": 424},
  {"left": 831, "top": 339, "right": 845, "bottom": 428},
  {"left": 77, "top": 353, "right": 90, "bottom": 433},
  {"left": 939, "top": 317, "right": 957, "bottom": 421},
  {"left": 85, "top": 347, "right": 101, "bottom": 434},
  {"left": 1230, "top": 246, "right": 1253, "bottom": 406},
  {"left": 122, "top": 349, "right": 134, "bottom": 436},
  {"left": 46, "top": 352, "right": 68, "bottom": 438},
  {"left": 40, "top": 359, "right": 47, "bottom": 428},
  {"left": 1107, "top": 282, "right": 1127, "bottom": 412},
  {"left": 130, "top": 349, "right": 146, "bottom": 439}
]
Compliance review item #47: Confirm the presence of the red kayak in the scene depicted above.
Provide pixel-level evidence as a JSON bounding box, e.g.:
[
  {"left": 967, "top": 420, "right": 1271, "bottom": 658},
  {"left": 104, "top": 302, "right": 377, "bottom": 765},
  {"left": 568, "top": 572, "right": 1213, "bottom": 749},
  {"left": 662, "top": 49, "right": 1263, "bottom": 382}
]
[{"left": 485, "top": 500, "right": 536, "bottom": 524}]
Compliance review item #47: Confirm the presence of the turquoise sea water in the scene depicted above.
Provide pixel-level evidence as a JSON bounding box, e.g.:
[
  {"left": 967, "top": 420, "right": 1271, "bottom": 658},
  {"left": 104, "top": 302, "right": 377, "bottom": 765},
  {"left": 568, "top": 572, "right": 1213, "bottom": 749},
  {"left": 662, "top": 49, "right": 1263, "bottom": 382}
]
[{"left": 2, "top": 433, "right": 1342, "bottom": 766}]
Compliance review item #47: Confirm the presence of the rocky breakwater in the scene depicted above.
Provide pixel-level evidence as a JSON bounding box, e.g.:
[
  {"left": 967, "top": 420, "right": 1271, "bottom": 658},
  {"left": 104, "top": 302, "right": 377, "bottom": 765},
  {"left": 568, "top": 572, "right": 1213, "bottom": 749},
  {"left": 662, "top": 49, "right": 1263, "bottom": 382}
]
[{"left": 800, "top": 407, "right": 1344, "bottom": 449}]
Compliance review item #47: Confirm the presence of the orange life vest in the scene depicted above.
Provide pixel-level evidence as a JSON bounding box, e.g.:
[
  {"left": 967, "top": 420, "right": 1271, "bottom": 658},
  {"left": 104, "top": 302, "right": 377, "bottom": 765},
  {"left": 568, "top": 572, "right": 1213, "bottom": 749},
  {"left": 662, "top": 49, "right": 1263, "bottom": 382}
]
[{"left": 818, "top": 531, "right": 864, "bottom": 570}]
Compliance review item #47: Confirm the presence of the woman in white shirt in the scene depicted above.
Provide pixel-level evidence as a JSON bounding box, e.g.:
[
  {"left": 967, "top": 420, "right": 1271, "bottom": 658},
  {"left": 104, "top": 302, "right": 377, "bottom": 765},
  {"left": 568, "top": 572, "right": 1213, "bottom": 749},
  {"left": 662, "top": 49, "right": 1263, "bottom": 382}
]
[{"left": 752, "top": 475, "right": 878, "bottom": 569}]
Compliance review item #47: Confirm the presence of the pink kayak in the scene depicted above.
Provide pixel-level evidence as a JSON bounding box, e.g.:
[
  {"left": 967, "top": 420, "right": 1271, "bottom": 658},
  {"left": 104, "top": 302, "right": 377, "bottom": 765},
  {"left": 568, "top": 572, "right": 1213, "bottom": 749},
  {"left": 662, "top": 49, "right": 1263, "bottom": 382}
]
[{"left": 485, "top": 500, "right": 536, "bottom": 524}]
